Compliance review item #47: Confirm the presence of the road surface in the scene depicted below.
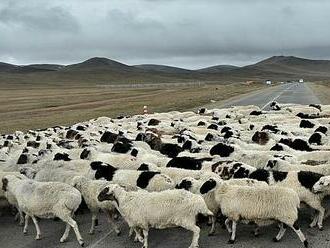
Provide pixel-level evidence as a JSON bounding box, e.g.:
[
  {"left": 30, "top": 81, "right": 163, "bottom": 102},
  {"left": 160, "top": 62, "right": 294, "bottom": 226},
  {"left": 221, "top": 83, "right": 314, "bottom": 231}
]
[
  {"left": 0, "top": 82, "right": 328, "bottom": 248},
  {"left": 204, "top": 82, "right": 321, "bottom": 110}
]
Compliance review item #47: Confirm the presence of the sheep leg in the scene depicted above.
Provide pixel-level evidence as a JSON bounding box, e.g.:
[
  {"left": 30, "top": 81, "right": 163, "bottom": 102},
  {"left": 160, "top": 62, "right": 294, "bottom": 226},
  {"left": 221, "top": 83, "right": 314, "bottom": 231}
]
[
  {"left": 18, "top": 209, "right": 24, "bottom": 226},
  {"left": 288, "top": 222, "right": 308, "bottom": 248},
  {"left": 89, "top": 212, "right": 97, "bottom": 234},
  {"left": 142, "top": 229, "right": 149, "bottom": 248},
  {"left": 208, "top": 216, "right": 216, "bottom": 236},
  {"left": 225, "top": 218, "right": 232, "bottom": 233},
  {"left": 253, "top": 225, "right": 260, "bottom": 237},
  {"left": 58, "top": 215, "right": 84, "bottom": 247},
  {"left": 23, "top": 215, "right": 29, "bottom": 234},
  {"left": 273, "top": 223, "right": 287, "bottom": 242},
  {"left": 31, "top": 216, "right": 42, "bottom": 240},
  {"left": 105, "top": 210, "right": 121, "bottom": 236},
  {"left": 228, "top": 221, "right": 237, "bottom": 244},
  {"left": 60, "top": 224, "right": 71, "bottom": 243},
  {"left": 307, "top": 200, "right": 325, "bottom": 230},
  {"left": 182, "top": 224, "right": 200, "bottom": 248}
]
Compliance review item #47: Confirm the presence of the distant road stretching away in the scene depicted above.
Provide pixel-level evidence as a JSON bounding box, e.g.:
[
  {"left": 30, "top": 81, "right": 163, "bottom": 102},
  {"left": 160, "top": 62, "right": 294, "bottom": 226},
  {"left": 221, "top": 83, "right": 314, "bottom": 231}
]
[{"left": 204, "top": 82, "right": 321, "bottom": 110}]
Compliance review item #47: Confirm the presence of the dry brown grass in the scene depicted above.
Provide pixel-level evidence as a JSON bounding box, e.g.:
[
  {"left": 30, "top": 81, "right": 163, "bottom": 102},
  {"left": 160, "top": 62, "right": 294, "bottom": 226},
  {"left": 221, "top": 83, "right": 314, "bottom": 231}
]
[
  {"left": 0, "top": 83, "right": 265, "bottom": 134},
  {"left": 309, "top": 81, "right": 330, "bottom": 104}
]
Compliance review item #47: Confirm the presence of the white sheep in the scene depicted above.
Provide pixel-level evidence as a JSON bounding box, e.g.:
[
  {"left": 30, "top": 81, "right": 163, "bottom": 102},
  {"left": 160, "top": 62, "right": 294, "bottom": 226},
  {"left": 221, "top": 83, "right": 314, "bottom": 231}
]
[
  {"left": 71, "top": 176, "right": 121, "bottom": 235},
  {"left": 214, "top": 182, "right": 308, "bottom": 247},
  {"left": 97, "top": 184, "right": 213, "bottom": 248},
  {"left": 2, "top": 175, "right": 84, "bottom": 246}
]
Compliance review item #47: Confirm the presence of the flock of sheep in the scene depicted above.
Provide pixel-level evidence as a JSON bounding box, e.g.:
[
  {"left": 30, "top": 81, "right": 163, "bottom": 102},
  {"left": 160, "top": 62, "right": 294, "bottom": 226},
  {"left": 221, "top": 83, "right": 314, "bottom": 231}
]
[{"left": 1, "top": 101, "right": 330, "bottom": 248}]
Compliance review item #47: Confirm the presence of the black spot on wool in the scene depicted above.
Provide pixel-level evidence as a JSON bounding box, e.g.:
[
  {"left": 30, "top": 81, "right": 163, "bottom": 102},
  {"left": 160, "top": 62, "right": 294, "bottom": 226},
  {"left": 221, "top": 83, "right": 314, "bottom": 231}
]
[
  {"left": 252, "top": 131, "right": 269, "bottom": 145},
  {"left": 17, "top": 154, "right": 28, "bottom": 164},
  {"left": 148, "top": 119, "right": 161, "bottom": 126},
  {"left": 80, "top": 148, "right": 90, "bottom": 159},
  {"left": 76, "top": 125, "right": 86, "bottom": 131},
  {"left": 249, "top": 124, "right": 255, "bottom": 130},
  {"left": 182, "top": 140, "right": 192, "bottom": 150},
  {"left": 309, "top": 104, "right": 322, "bottom": 111},
  {"left": 205, "top": 133, "right": 214, "bottom": 141},
  {"left": 261, "top": 125, "right": 280, "bottom": 134},
  {"left": 135, "top": 133, "right": 146, "bottom": 141},
  {"left": 111, "top": 142, "right": 132, "bottom": 154},
  {"left": 137, "top": 163, "right": 150, "bottom": 171},
  {"left": 212, "top": 117, "right": 219, "bottom": 121},
  {"left": 273, "top": 171, "right": 288, "bottom": 182},
  {"left": 175, "top": 179, "right": 192, "bottom": 190},
  {"left": 207, "top": 124, "right": 218, "bottom": 130},
  {"left": 91, "top": 162, "right": 117, "bottom": 181},
  {"left": 166, "top": 157, "right": 210, "bottom": 170},
  {"left": 223, "top": 131, "right": 234, "bottom": 139},
  {"left": 221, "top": 126, "right": 231, "bottom": 133},
  {"left": 250, "top": 110, "right": 262, "bottom": 116},
  {"left": 270, "top": 144, "right": 284, "bottom": 151},
  {"left": 300, "top": 120, "right": 315, "bottom": 128},
  {"left": 249, "top": 169, "right": 270, "bottom": 183},
  {"left": 66, "top": 129, "right": 79, "bottom": 139},
  {"left": 200, "top": 179, "right": 217, "bottom": 194},
  {"left": 36, "top": 136, "right": 41, "bottom": 141},
  {"left": 100, "top": 131, "right": 118, "bottom": 143},
  {"left": 197, "top": 121, "right": 206, "bottom": 126},
  {"left": 233, "top": 167, "right": 250, "bottom": 178},
  {"left": 54, "top": 153, "right": 71, "bottom": 161},
  {"left": 199, "top": 108, "right": 206, "bottom": 114},
  {"left": 136, "top": 171, "right": 160, "bottom": 189},
  {"left": 309, "top": 132, "right": 322, "bottom": 145},
  {"left": 27, "top": 141, "right": 40, "bottom": 148},
  {"left": 209, "top": 143, "right": 234, "bottom": 157},
  {"left": 315, "top": 126, "right": 328, "bottom": 135},
  {"left": 279, "top": 138, "right": 313, "bottom": 152},
  {"left": 159, "top": 143, "right": 182, "bottom": 158},
  {"left": 218, "top": 120, "right": 227, "bottom": 126},
  {"left": 297, "top": 171, "right": 323, "bottom": 191},
  {"left": 130, "top": 148, "right": 139, "bottom": 157}
]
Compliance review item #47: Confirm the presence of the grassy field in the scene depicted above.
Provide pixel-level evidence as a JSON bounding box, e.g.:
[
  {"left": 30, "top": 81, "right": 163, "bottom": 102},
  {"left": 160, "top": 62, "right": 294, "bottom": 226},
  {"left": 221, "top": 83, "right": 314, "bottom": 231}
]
[
  {"left": 309, "top": 81, "right": 330, "bottom": 104},
  {"left": 0, "top": 82, "right": 265, "bottom": 134}
]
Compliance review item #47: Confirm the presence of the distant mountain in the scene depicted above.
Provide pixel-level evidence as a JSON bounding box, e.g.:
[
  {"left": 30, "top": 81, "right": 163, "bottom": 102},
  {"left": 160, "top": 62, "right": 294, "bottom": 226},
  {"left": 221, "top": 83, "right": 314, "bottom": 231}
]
[
  {"left": 245, "top": 56, "right": 330, "bottom": 77},
  {"left": 1, "top": 55, "right": 330, "bottom": 85},
  {"left": 64, "top": 57, "right": 137, "bottom": 72},
  {"left": 197, "top": 65, "right": 239, "bottom": 73},
  {"left": 0, "top": 62, "right": 18, "bottom": 72},
  {"left": 134, "top": 64, "right": 192, "bottom": 74}
]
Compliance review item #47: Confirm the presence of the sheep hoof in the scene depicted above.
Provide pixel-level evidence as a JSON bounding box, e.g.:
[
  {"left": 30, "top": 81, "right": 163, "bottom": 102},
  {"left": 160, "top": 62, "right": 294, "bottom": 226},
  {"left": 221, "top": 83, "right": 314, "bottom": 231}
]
[
  {"left": 89, "top": 231, "right": 95, "bottom": 235},
  {"left": 272, "top": 237, "right": 280, "bottom": 242},
  {"left": 116, "top": 230, "right": 121, "bottom": 236},
  {"left": 227, "top": 239, "right": 235, "bottom": 244},
  {"left": 304, "top": 240, "right": 309, "bottom": 248},
  {"left": 60, "top": 239, "right": 66, "bottom": 243},
  {"left": 95, "top": 219, "right": 99, "bottom": 226},
  {"left": 208, "top": 232, "right": 215, "bottom": 236},
  {"left": 318, "top": 226, "right": 324, "bottom": 231},
  {"left": 35, "top": 235, "right": 42, "bottom": 240},
  {"left": 309, "top": 223, "right": 316, "bottom": 228},
  {"left": 79, "top": 240, "right": 85, "bottom": 247}
]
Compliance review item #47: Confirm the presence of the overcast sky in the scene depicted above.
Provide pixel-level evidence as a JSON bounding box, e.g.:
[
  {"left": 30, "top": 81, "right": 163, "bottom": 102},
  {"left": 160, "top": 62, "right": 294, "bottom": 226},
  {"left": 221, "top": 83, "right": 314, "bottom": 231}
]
[{"left": 0, "top": 0, "right": 330, "bottom": 69}]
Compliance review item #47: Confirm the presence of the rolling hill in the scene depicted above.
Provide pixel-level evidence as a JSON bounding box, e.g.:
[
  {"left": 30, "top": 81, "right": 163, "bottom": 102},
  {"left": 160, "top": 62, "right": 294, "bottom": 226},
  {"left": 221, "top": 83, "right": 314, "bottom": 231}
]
[{"left": 1, "top": 56, "right": 330, "bottom": 85}]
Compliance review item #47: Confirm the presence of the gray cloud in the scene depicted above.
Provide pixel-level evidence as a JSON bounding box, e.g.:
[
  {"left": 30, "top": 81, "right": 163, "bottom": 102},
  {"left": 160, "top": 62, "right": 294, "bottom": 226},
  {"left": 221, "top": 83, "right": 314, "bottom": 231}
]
[{"left": 0, "top": 0, "right": 330, "bottom": 68}]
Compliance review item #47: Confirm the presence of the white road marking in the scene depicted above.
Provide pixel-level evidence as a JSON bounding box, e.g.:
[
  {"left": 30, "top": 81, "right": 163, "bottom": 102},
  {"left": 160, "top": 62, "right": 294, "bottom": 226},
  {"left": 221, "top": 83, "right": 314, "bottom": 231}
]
[
  {"left": 261, "top": 84, "right": 296, "bottom": 110},
  {"left": 89, "top": 228, "right": 116, "bottom": 248}
]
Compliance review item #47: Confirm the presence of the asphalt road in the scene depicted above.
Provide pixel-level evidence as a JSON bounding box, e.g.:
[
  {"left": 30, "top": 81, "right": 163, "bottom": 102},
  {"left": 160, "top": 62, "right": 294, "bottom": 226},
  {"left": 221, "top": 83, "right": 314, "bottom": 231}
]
[
  {"left": 0, "top": 82, "right": 327, "bottom": 248},
  {"left": 1, "top": 206, "right": 330, "bottom": 248},
  {"left": 204, "top": 82, "right": 321, "bottom": 110}
]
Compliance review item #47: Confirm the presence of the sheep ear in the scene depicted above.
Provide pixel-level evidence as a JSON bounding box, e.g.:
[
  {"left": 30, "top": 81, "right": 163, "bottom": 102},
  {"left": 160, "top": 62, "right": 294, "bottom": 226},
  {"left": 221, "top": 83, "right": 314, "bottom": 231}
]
[
  {"left": 200, "top": 179, "right": 217, "bottom": 194},
  {"left": 90, "top": 161, "right": 103, "bottom": 170}
]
